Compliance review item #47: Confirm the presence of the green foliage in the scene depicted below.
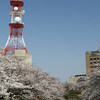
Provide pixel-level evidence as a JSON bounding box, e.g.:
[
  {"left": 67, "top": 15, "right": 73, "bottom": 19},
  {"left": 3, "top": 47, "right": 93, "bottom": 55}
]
[
  {"left": 55, "top": 99, "right": 60, "bottom": 100},
  {"left": 68, "top": 90, "right": 81, "bottom": 95},
  {"left": 38, "top": 98, "right": 45, "bottom": 100},
  {"left": 13, "top": 95, "right": 26, "bottom": 100},
  {"left": 64, "top": 90, "right": 82, "bottom": 99}
]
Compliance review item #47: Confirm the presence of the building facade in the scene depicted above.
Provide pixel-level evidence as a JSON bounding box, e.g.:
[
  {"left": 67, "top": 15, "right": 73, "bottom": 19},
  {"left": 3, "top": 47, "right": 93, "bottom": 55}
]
[
  {"left": 68, "top": 74, "right": 86, "bottom": 84},
  {"left": 68, "top": 76, "right": 80, "bottom": 84},
  {"left": 85, "top": 51, "right": 100, "bottom": 74}
]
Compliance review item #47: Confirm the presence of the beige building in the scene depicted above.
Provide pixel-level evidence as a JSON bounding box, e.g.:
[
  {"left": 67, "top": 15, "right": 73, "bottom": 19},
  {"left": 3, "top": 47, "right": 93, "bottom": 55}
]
[
  {"left": 85, "top": 51, "right": 100, "bottom": 74},
  {"left": 68, "top": 76, "right": 80, "bottom": 84},
  {"left": 68, "top": 74, "right": 86, "bottom": 84}
]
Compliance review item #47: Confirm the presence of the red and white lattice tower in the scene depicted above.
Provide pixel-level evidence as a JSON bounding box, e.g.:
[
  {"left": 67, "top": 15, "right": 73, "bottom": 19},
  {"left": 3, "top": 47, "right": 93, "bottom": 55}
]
[{"left": 0, "top": 0, "right": 29, "bottom": 56}]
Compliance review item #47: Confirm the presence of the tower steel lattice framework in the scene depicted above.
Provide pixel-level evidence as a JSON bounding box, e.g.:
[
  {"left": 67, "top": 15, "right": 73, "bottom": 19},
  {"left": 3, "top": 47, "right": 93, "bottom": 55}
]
[{"left": 0, "top": 0, "right": 29, "bottom": 56}]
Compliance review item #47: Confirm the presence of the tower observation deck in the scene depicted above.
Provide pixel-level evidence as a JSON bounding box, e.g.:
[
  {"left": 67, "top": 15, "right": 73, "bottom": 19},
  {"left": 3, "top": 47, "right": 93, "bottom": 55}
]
[{"left": 1, "top": 0, "right": 29, "bottom": 56}]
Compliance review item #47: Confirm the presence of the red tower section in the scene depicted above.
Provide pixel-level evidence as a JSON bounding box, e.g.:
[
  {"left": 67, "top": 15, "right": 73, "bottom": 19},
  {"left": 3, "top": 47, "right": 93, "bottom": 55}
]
[{"left": 1, "top": 0, "right": 29, "bottom": 56}]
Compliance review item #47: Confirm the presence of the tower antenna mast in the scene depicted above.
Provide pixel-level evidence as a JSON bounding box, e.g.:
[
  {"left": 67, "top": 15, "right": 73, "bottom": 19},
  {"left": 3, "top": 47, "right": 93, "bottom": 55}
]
[{"left": 1, "top": 0, "right": 29, "bottom": 56}]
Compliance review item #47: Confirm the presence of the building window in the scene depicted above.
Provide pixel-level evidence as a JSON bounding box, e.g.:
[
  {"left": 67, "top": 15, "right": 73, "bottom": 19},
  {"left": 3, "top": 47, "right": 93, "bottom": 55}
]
[
  {"left": 91, "top": 70, "right": 94, "bottom": 72},
  {"left": 94, "top": 58, "right": 96, "bottom": 60},
  {"left": 90, "top": 66, "right": 93, "bottom": 68},
  {"left": 90, "top": 58, "right": 93, "bottom": 60},
  {"left": 94, "top": 62, "right": 96, "bottom": 64},
  {"left": 98, "top": 62, "right": 100, "bottom": 63},
  {"left": 90, "top": 62, "right": 93, "bottom": 64},
  {"left": 94, "top": 66, "right": 97, "bottom": 68},
  {"left": 97, "top": 58, "right": 100, "bottom": 60}
]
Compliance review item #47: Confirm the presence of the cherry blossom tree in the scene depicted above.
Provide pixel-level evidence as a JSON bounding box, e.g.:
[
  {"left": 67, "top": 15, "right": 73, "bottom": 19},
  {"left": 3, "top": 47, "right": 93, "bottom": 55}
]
[
  {"left": 81, "top": 69, "right": 100, "bottom": 100},
  {"left": 0, "top": 56, "right": 65, "bottom": 100}
]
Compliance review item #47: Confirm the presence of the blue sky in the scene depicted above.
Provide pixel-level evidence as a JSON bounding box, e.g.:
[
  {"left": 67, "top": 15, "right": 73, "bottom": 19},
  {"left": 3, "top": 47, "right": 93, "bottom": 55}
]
[{"left": 0, "top": 0, "right": 100, "bottom": 83}]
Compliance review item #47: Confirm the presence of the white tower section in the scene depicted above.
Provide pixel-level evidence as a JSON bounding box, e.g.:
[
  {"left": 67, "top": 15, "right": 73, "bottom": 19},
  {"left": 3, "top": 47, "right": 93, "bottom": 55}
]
[{"left": 10, "top": 7, "right": 25, "bottom": 23}]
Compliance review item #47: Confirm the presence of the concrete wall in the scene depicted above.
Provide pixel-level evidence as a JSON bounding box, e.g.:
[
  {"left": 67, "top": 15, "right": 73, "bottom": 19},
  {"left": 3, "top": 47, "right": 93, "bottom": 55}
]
[
  {"left": 14, "top": 50, "right": 32, "bottom": 64},
  {"left": 85, "top": 52, "right": 91, "bottom": 74}
]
